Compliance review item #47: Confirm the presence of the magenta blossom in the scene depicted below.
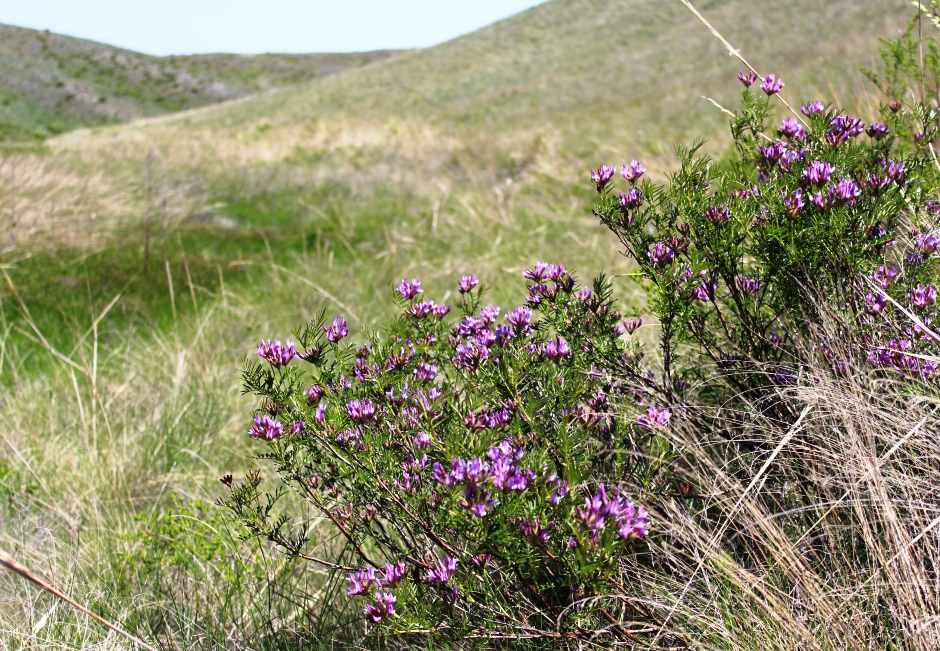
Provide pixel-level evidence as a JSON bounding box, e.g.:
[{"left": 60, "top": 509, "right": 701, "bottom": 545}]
[
  {"left": 257, "top": 339, "right": 296, "bottom": 367},
  {"left": 637, "top": 405, "right": 671, "bottom": 428},
  {"left": 911, "top": 284, "right": 938, "bottom": 309},
  {"left": 590, "top": 165, "right": 616, "bottom": 191},
  {"left": 364, "top": 592, "right": 396, "bottom": 623},
  {"left": 801, "top": 101, "right": 824, "bottom": 115},
  {"left": 622, "top": 159, "right": 646, "bottom": 182},
  {"left": 761, "top": 74, "right": 784, "bottom": 95},
  {"left": 397, "top": 278, "right": 422, "bottom": 300},
  {"left": 458, "top": 275, "right": 479, "bottom": 293},
  {"left": 427, "top": 556, "right": 457, "bottom": 583},
  {"left": 324, "top": 317, "right": 349, "bottom": 343},
  {"left": 249, "top": 414, "right": 283, "bottom": 440},
  {"left": 737, "top": 71, "right": 759, "bottom": 87}
]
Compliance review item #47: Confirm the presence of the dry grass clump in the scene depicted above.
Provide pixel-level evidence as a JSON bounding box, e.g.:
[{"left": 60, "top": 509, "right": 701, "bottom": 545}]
[{"left": 611, "top": 341, "right": 940, "bottom": 650}]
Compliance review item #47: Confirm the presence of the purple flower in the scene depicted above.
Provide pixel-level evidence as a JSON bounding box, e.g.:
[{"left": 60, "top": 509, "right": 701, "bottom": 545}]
[
  {"left": 458, "top": 275, "right": 479, "bottom": 293},
  {"left": 427, "top": 556, "right": 457, "bottom": 583},
  {"left": 523, "top": 261, "right": 549, "bottom": 281},
  {"left": 406, "top": 299, "right": 437, "bottom": 318},
  {"left": 810, "top": 192, "right": 825, "bottom": 209},
  {"left": 433, "top": 303, "right": 451, "bottom": 318},
  {"left": 395, "top": 472, "right": 417, "bottom": 494},
  {"left": 803, "top": 160, "right": 833, "bottom": 186},
  {"left": 705, "top": 204, "right": 730, "bottom": 224},
  {"left": 622, "top": 159, "right": 646, "bottom": 182},
  {"left": 397, "top": 278, "right": 422, "bottom": 300},
  {"left": 414, "top": 361, "right": 437, "bottom": 381},
  {"left": 916, "top": 232, "right": 938, "bottom": 256},
  {"left": 314, "top": 402, "right": 328, "bottom": 424},
  {"left": 882, "top": 159, "right": 907, "bottom": 183},
  {"left": 543, "top": 336, "right": 570, "bottom": 360},
  {"left": 760, "top": 143, "right": 784, "bottom": 163},
  {"left": 618, "top": 186, "right": 644, "bottom": 210},
  {"left": 760, "top": 74, "right": 784, "bottom": 95},
  {"left": 778, "top": 118, "right": 805, "bottom": 140},
  {"left": 591, "top": 165, "right": 616, "bottom": 191},
  {"left": 506, "top": 306, "right": 533, "bottom": 335},
  {"left": 828, "top": 178, "right": 861, "bottom": 205},
  {"left": 872, "top": 265, "right": 899, "bottom": 289},
  {"left": 459, "top": 483, "right": 497, "bottom": 517},
  {"left": 865, "top": 292, "right": 888, "bottom": 314},
  {"left": 784, "top": 189, "right": 804, "bottom": 216},
  {"left": 306, "top": 385, "right": 324, "bottom": 404},
  {"left": 867, "top": 122, "right": 889, "bottom": 140},
  {"left": 648, "top": 241, "right": 675, "bottom": 267},
  {"left": 911, "top": 284, "right": 938, "bottom": 308},
  {"left": 735, "top": 277, "right": 760, "bottom": 294},
  {"left": 249, "top": 414, "right": 283, "bottom": 440},
  {"left": 347, "top": 399, "right": 376, "bottom": 423},
  {"left": 347, "top": 567, "right": 379, "bottom": 596},
  {"left": 617, "top": 502, "right": 649, "bottom": 540},
  {"left": 801, "top": 101, "right": 824, "bottom": 115},
  {"left": 413, "top": 431, "right": 432, "bottom": 448},
  {"left": 690, "top": 282, "right": 716, "bottom": 302},
  {"left": 381, "top": 562, "right": 407, "bottom": 588},
  {"left": 324, "top": 317, "right": 348, "bottom": 343},
  {"left": 364, "top": 592, "right": 396, "bottom": 623},
  {"left": 620, "top": 318, "right": 642, "bottom": 335},
  {"left": 290, "top": 421, "right": 304, "bottom": 435},
  {"left": 737, "top": 71, "right": 759, "bottom": 87},
  {"left": 637, "top": 405, "right": 671, "bottom": 428},
  {"left": 257, "top": 339, "right": 296, "bottom": 367}
]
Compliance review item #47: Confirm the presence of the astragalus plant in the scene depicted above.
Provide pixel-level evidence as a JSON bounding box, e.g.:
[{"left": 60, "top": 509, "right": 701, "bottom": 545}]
[{"left": 224, "top": 12, "right": 940, "bottom": 650}]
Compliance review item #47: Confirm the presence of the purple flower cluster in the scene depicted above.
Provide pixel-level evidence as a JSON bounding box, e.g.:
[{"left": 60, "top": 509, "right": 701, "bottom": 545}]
[
  {"left": 431, "top": 440, "right": 535, "bottom": 517},
  {"left": 801, "top": 101, "right": 824, "bottom": 115},
  {"left": 778, "top": 118, "right": 806, "bottom": 141},
  {"left": 705, "top": 204, "right": 730, "bottom": 224},
  {"left": 864, "top": 292, "right": 888, "bottom": 315},
  {"left": 397, "top": 278, "right": 422, "bottom": 300},
  {"left": 803, "top": 160, "right": 833, "bottom": 186},
  {"left": 737, "top": 71, "right": 758, "bottom": 87},
  {"left": 347, "top": 398, "right": 376, "bottom": 423},
  {"left": 649, "top": 241, "right": 675, "bottom": 267},
  {"left": 427, "top": 556, "right": 457, "bottom": 583},
  {"left": 827, "top": 178, "right": 861, "bottom": 206},
  {"left": 618, "top": 187, "right": 644, "bottom": 210},
  {"left": 250, "top": 414, "right": 284, "bottom": 440},
  {"left": 591, "top": 165, "right": 617, "bottom": 192},
  {"left": 623, "top": 160, "right": 646, "bottom": 182},
  {"left": 257, "top": 339, "right": 296, "bottom": 367},
  {"left": 869, "top": 339, "right": 937, "bottom": 378},
  {"left": 911, "top": 284, "right": 938, "bottom": 308},
  {"left": 784, "top": 188, "right": 804, "bottom": 215},
  {"left": 576, "top": 483, "right": 649, "bottom": 543},
  {"left": 637, "top": 405, "right": 671, "bottom": 429},
  {"left": 458, "top": 275, "right": 479, "bottom": 293},
  {"left": 735, "top": 277, "right": 760, "bottom": 294},
  {"left": 867, "top": 122, "right": 890, "bottom": 140},
  {"left": 365, "top": 593, "right": 396, "bottom": 623},
  {"left": 826, "top": 115, "right": 865, "bottom": 146},
  {"left": 324, "top": 317, "right": 349, "bottom": 343},
  {"left": 761, "top": 74, "right": 784, "bottom": 95}
]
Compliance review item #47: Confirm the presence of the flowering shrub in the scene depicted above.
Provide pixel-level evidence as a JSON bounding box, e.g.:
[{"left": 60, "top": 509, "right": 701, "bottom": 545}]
[
  {"left": 591, "top": 68, "right": 940, "bottom": 397},
  {"left": 223, "top": 11, "right": 940, "bottom": 646},
  {"left": 223, "top": 270, "right": 667, "bottom": 640}
]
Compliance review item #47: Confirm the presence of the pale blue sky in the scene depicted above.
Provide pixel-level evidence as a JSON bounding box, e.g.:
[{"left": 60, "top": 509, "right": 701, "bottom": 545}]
[{"left": 0, "top": 1, "right": 547, "bottom": 56}]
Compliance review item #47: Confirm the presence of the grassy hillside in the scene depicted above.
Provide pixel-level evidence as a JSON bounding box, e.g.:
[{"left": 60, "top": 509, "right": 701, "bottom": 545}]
[
  {"left": 0, "top": 0, "right": 923, "bottom": 648},
  {"left": 0, "top": 22, "right": 401, "bottom": 142}
]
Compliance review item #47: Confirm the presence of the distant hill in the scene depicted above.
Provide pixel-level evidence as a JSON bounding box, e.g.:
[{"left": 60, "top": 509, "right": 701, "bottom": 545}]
[{"left": 0, "top": 22, "right": 401, "bottom": 142}]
